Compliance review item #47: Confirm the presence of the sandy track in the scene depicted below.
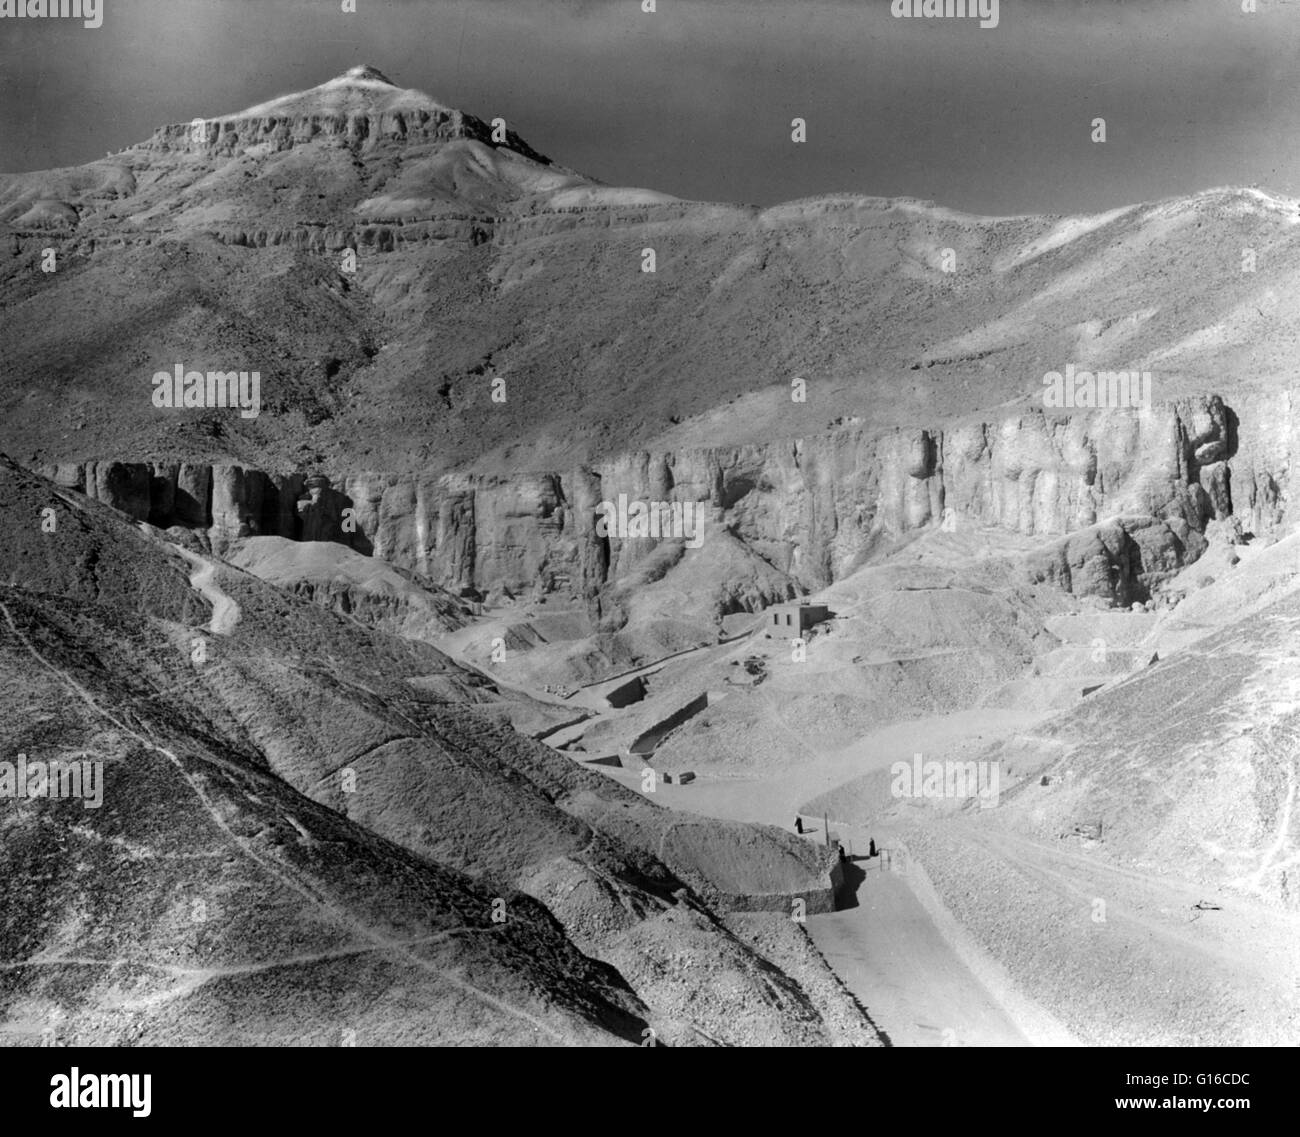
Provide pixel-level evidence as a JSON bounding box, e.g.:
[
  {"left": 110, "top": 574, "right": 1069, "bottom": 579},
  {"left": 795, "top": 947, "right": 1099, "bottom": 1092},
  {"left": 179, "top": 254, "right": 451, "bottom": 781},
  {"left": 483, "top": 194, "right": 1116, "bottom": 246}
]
[
  {"left": 169, "top": 544, "right": 241, "bottom": 635},
  {"left": 908, "top": 819, "right": 1300, "bottom": 1044},
  {"left": 805, "top": 871, "right": 1030, "bottom": 1047}
]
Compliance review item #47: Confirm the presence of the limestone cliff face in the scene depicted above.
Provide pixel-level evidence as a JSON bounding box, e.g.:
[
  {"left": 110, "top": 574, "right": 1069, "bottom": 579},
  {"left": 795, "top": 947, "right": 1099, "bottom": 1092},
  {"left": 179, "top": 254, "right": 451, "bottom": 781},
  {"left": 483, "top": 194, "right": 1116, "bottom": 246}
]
[
  {"left": 143, "top": 95, "right": 549, "bottom": 167},
  {"left": 38, "top": 395, "right": 1245, "bottom": 607},
  {"left": 145, "top": 108, "right": 474, "bottom": 156}
]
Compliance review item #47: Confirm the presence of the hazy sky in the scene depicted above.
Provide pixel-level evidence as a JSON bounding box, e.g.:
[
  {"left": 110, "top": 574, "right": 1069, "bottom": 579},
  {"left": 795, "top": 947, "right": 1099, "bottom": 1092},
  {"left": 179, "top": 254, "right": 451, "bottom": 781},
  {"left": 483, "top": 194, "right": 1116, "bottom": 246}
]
[{"left": 3, "top": 0, "right": 1300, "bottom": 216}]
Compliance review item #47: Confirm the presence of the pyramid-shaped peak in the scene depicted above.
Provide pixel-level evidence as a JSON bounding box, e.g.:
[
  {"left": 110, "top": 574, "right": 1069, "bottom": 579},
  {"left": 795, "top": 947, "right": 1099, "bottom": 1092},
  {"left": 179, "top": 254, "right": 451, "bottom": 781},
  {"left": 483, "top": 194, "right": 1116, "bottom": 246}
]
[
  {"left": 222, "top": 67, "right": 456, "bottom": 122},
  {"left": 162, "top": 64, "right": 556, "bottom": 167},
  {"left": 339, "top": 65, "right": 396, "bottom": 85}
]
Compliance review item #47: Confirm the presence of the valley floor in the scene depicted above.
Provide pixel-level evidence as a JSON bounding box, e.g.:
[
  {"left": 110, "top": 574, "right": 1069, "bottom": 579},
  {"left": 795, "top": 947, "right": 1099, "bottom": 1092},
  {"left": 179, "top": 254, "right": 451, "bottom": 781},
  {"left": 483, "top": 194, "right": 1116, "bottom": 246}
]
[
  {"left": 649, "top": 706, "right": 1075, "bottom": 1047},
  {"left": 421, "top": 531, "right": 1300, "bottom": 1047},
  {"left": 522, "top": 675, "right": 1299, "bottom": 1046}
]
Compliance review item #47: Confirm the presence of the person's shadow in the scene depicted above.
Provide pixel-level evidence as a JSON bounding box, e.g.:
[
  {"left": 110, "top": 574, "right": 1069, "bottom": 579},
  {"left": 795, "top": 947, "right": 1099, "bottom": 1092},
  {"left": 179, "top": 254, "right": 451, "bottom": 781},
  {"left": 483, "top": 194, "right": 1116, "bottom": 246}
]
[{"left": 835, "top": 856, "right": 869, "bottom": 910}]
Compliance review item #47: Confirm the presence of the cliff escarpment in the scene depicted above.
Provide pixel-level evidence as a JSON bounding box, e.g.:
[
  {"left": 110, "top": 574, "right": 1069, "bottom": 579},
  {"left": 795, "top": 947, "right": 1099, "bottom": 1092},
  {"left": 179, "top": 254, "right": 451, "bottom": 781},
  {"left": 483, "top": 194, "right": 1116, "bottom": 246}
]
[{"left": 37, "top": 393, "right": 1267, "bottom": 612}]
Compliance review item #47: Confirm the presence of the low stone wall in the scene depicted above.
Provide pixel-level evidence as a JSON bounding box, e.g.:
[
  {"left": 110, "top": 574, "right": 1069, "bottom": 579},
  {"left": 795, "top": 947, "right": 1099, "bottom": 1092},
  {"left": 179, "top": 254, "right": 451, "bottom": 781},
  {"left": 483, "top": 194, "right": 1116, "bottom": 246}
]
[
  {"left": 717, "top": 848, "right": 843, "bottom": 916},
  {"left": 627, "top": 692, "right": 710, "bottom": 756}
]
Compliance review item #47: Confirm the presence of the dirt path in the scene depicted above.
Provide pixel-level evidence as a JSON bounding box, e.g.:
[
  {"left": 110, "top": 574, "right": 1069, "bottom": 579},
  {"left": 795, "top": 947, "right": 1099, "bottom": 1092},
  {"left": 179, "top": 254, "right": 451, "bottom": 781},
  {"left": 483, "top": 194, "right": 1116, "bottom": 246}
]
[
  {"left": 168, "top": 545, "right": 241, "bottom": 635},
  {"left": 805, "top": 870, "right": 1031, "bottom": 1047},
  {"left": 900, "top": 818, "right": 1300, "bottom": 1045}
]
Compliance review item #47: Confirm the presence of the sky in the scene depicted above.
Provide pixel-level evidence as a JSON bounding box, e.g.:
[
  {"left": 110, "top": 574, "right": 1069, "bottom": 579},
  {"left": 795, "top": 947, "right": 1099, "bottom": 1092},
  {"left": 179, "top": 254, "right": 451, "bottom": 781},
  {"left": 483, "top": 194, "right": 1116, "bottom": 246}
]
[{"left": 3, "top": 0, "right": 1300, "bottom": 217}]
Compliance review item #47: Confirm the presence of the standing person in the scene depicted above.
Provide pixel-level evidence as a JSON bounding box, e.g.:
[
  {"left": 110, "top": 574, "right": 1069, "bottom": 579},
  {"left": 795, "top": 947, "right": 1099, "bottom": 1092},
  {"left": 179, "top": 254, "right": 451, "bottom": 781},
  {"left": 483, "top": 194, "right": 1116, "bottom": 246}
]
[
  {"left": 795, "top": 817, "right": 804, "bottom": 834},
  {"left": 868, "top": 838, "right": 877, "bottom": 858}
]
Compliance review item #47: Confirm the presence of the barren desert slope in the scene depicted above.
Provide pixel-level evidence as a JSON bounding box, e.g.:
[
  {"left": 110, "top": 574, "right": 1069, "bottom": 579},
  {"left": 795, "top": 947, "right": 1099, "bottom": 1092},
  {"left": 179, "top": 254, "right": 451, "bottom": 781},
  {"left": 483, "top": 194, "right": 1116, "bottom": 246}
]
[{"left": 4, "top": 65, "right": 1300, "bottom": 1047}]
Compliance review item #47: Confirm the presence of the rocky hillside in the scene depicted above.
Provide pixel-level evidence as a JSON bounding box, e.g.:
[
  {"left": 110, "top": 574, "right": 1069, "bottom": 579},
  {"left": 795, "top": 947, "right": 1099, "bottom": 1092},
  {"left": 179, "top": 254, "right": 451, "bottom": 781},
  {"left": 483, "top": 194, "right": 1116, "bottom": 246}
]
[
  {"left": 9, "top": 61, "right": 1300, "bottom": 1049},
  {"left": 0, "top": 457, "right": 876, "bottom": 1046}
]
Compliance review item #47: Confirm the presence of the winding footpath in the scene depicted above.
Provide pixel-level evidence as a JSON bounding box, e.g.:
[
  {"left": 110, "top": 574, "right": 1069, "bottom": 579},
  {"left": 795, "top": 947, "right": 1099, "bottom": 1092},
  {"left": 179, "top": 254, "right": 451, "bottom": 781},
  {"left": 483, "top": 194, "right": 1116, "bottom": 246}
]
[{"left": 167, "top": 542, "right": 242, "bottom": 635}]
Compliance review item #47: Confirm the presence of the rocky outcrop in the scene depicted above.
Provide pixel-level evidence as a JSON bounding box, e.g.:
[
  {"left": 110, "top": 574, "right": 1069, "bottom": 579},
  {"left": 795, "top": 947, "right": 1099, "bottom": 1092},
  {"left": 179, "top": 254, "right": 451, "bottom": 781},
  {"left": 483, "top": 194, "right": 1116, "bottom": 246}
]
[
  {"left": 143, "top": 106, "right": 549, "bottom": 166},
  {"left": 37, "top": 395, "right": 1246, "bottom": 608},
  {"left": 1024, "top": 517, "right": 1205, "bottom": 605},
  {"left": 209, "top": 216, "right": 492, "bottom": 253},
  {"left": 224, "top": 536, "right": 472, "bottom": 640},
  {"left": 48, "top": 461, "right": 312, "bottom": 555}
]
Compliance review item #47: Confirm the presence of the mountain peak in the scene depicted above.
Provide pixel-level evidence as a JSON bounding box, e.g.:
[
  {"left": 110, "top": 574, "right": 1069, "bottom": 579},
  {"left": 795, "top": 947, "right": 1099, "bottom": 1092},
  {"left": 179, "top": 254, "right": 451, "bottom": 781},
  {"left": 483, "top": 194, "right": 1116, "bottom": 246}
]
[
  {"left": 338, "top": 64, "right": 396, "bottom": 85},
  {"left": 224, "top": 66, "right": 455, "bottom": 122},
  {"left": 147, "top": 64, "right": 562, "bottom": 170}
]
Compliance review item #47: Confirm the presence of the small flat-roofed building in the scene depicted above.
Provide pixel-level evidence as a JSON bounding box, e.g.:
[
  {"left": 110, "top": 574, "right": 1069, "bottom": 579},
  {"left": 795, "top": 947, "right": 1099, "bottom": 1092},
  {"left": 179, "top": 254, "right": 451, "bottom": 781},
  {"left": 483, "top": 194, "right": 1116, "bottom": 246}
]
[{"left": 763, "top": 601, "right": 830, "bottom": 637}]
